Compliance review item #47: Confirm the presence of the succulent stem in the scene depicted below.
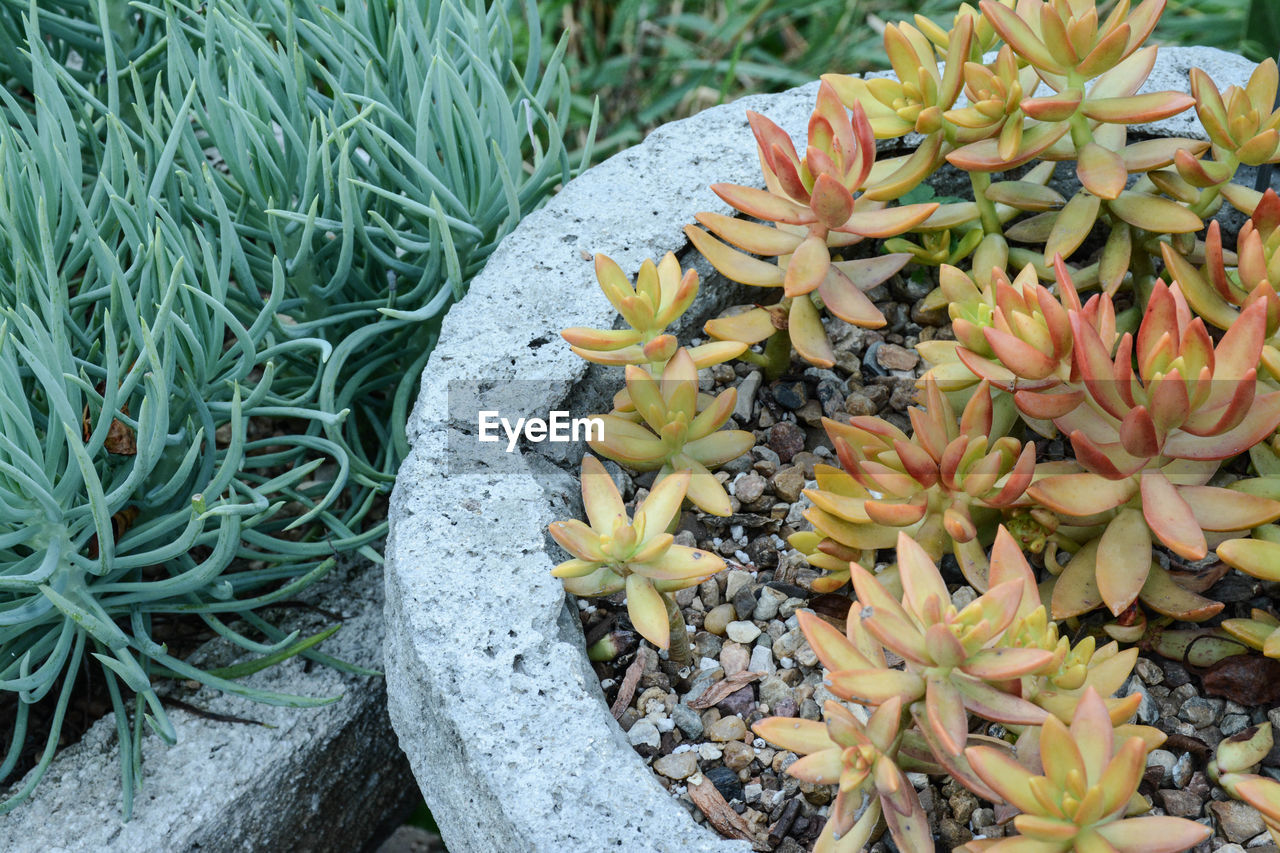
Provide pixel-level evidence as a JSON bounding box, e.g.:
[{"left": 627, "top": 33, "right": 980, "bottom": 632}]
[
  {"left": 664, "top": 593, "right": 693, "bottom": 666},
  {"left": 1129, "top": 243, "right": 1158, "bottom": 309},
  {"left": 968, "top": 170, "right": 1003, "bottom": 236},
  {"left": 761, "top": 326, "right": 793, "bottom": 382}
]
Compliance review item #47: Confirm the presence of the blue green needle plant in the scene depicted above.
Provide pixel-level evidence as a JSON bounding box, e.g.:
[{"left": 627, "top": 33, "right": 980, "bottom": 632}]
[{"left": 0, "top": 0, "right": 586, "bottom": 816}]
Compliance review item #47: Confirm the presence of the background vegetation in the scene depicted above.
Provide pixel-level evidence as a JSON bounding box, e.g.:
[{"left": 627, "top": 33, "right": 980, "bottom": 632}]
[{"left": 522, "top": 0, "right": 1271, "bottom": 163}]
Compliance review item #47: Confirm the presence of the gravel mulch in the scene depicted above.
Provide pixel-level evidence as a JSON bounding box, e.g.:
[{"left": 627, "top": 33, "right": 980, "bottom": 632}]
[{"left": 578, "top": 275, "right": 1280, "bottom": 852}]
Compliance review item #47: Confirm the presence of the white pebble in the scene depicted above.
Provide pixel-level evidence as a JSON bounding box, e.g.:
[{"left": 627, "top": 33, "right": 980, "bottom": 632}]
[
  {"left": 780, "top": 657, "right": 795, "bottom": 669},
  {"left": 734, "top": 550, "right": 750, "bottom": 563},
  {"left": 673, "top": 744, "right": 694, "bottom": 754},
  {"left": 655, "top": 717, "right": 675, "bottom": 732},
  {"left": 699, "top": 657, "right": 719, "bottom": 670},
  {"left": 600, "top": 679, "right": 616, "bottom": 689},
  {"left": 726, "top": 621, "right": 762, "bottom": 644},
  {"left": 698, "top": 743, "right": 723, "bottom": 761},
  {"left": 731, "top": 525, "right": 744, "bottom": 541}
]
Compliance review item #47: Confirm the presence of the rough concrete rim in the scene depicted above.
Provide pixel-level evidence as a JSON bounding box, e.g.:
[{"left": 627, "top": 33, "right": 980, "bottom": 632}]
[{"left": 384, "top": 47, "right": 1252, "bottom": 853}]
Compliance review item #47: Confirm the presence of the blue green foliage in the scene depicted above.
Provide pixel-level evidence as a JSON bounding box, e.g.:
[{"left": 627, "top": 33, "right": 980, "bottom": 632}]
[{"left": 0, "top": 0, "right": 585, "bottom": 814}]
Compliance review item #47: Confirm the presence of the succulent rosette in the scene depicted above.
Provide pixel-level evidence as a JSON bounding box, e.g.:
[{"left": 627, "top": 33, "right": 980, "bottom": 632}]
[
  {"left": 1163, "top": 189, "right": 1280, "bottom": 378},
  {"left": 588, "top": 348, "right": 755, "bottom": 516},
  {"left": 988, "top": 528, "right": 1143, "bottom": 722},
  {"left": 687, "top": 80, "right": 936, "bottom": 367},
  {"left": 550, "top": 457, "right": 724, "bottom": 650},
  {"left": 944, "top": 259, "right": 1119, "bottom": 424},
  {"left": 1028, "top": 282, "right": 1280, "bottom": 617},
  {"left": 815, "top": 380, "right": 1034, "bottom": 588},
  {"left": 1177, "top": 59, "right": 1280, "bottom": 214},
  {"left": 562, "top": 253, "right": 745, "bottom": 369},
  {"left": 753, "top": 697, "right": 930, "bottom": 853},
  {"left": 824, "top": 532, "right": 1053, "bottom": 759},
  {"left": 959, "top": 687, "right": 1212, "bottom": 853}
]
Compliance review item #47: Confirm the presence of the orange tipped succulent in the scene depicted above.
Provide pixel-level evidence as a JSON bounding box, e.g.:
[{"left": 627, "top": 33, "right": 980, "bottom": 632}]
[
  {"left": 959, "top": 686, "right": 1212, "bottom": 853},
  {"left": 588, "top": 349, "right": 755, "bottom": 516},
  {"left": 823, "top": 16, "right": 975, "bottom": 147},
  {"left": 753, "top": 697, "right": 930, "bottom": 852},
  {"left": 1179, "top": 60, "right": 1280, "bottom": 213},
  {"left": 550, "top": 457, "right": 724, "bottom": 652},
  {"left": 949, "top": 259, "right": 1119, "bottom": 422},
  {"left": 686, "top": 79, "right": 936, "bottom": 367},
  {"left": 986, "top": 529, "right": 1141, "bottom": 720},
  {"left": 1028, "top": 282, "right": 1280, "bottom": 617},
  {"left": 815, "top": 380, "right": 1035, "bottom": 588},
  {"left": 562, "top": 253, "right": 745, "bottom": 369},
  {"left": 818, "top": 532, "right": 1053, "bottom": 760},
  {"left": 1163, "top": 189, "right": 1280, "bottom": 378}
]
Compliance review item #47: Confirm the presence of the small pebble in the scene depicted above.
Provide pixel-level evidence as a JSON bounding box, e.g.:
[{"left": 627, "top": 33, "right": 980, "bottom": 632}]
[
  {"left": 1157, "top": 789, "right": 1203, "bottom": 817},
  {"left": 653, "top": 751, "right": 698, "bottom": 780},
  {"left": 733, "top": 371, "right": 762, "bottom": 422},
  {"left": 722, "top": 740, "right": 756, "bottom": 771},
  {"left": 754, "top": 587, "right": 788, "bottom": 621},
  {"left": 1171, "top": 751, "right": 1195, "bottom": 788},
  {"left": 704, "top": 766, "right": 745, "bottom": 802},
  {"left": 672, "top": 704, "right": 704, "bottom": 739},
  {"left": 749, "top": 642, "right": 776, "bottom": 674},
  {"left": 627, "top": 720, "right": 660, "bottom": 749},
  {"left": 1180, "top": 697, "right": 1221, "bottom": 728},
  {"left": 708, "top": 715, "right": 748, "bottom": 742},
  {"left": 876, "top": 342, "right": 919, "bottom": 370},
  {"left": 734, "top": 472, "right": 766, "bottom": 504},
  {"left": 726, "top": 621, "right": 762, "bottom": 644},
  {"left": 771, "top": 380, "right": 808, "bottom": 410},
  {"left": 767, "top": 422, "right": 806, "bottom": 463},
  {"left": 1210, "top": 800, "right": 1266, "bottom": 843},
  {"left": 704, "top": 603, "right": 736, "bottom": 635},
  {"left": 720, "top": 642, "right": 751, "bottom": 677}
]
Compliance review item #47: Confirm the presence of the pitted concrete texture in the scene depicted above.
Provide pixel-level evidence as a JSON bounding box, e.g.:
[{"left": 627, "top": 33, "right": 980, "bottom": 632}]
[
  {"left": 0, "top": 558, "right": 414, "bottom": 852},
  {"left": 385, "top": 47, "right": 1250, "bottom": 853}
]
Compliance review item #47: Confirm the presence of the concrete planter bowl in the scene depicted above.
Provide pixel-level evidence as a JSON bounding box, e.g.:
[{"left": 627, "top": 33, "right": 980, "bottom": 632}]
[
  {"left": 385, "top": 47, "right": 1254, "bottom": 853},
  {"left": 0, "top": 555, "right": 415, "bottom": 852}
]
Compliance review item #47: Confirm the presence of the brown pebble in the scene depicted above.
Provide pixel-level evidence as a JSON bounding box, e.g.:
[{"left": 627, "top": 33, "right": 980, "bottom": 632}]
[
  {"left": 722, "top": 739, "right": 755, "bottom": 770},
  {"left": 767, "top": 422, "right": 805, "bottom": 463},
  {"left": 771, "top": 466, "right": 805, "bottom": 503},
  {"left": 876, "top": 342, "right": 919, "bottom": 370}
]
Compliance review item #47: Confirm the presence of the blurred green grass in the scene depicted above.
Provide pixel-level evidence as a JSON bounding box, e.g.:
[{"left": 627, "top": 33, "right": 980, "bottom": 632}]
[{"left": 516, "top": 0, "right": 1264, "bottom": 165}]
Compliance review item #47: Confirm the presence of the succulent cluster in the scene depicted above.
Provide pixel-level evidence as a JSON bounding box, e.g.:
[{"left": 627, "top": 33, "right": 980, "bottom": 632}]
[{"left": 548, "top": 0, "right": 1280, "bottom": 848}]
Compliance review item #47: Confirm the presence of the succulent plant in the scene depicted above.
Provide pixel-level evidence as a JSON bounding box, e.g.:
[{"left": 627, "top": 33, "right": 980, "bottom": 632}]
[
  {"left": 929, "top": 259, "right": 1117, "bottom": 415},
  {"left": 753, "top": 696, "right": 931, "bottom": 852},
  {"left": 1178, "top": 59, "right": 1280, "bottom": 214},
  {"left": 1027, "top": 281, "right": 1280, "bottom": 616},
  {"left": 550, "top": 456, "right": 724, "bottom": 656},
  {"left": 816, "top": 379, "right": 1035, "bottom": 588},
  {"left": 1218, "top": 535, "right": 1280, "bottom": 656},
  {"left": 1163, "top": 189, "right": 1280, "bottom": 378},
  {"left": 588, "top": 349, "right": 754, "bottom": 516},
  {"left": 686, "top": 79, "right": 936, "bottom": 367},
  {"left": 959, "top": 686, "right": 1212, "bottom": 853},
  {"left": 562, "top": 253, "right": 745, "bottom": 369},
  {"left": 818, "top": 531, "right": 1054, "bottom": 758},
  {"left": 986, "top": 528, "right": 1142, "bottom": 723}
]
